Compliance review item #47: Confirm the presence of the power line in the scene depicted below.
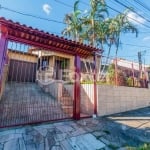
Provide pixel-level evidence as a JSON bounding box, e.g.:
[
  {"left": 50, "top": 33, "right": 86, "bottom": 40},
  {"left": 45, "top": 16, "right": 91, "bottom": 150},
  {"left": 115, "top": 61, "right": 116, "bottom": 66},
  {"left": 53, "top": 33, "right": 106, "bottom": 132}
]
[
  {"left": 1, "top": 1, "right": 150, "bottom": 30},
  {"left": 134, "top": 0, "right": 150, "bottom": 13},
  {"left": 80, "top": 0, "right": 150, "bottom": 29},
  {"left": 2, "top": 2, "right": 150, "bottom": 49},
  {"left": 112, "top": 0, "right": 150, "bottom": 23},
  {"left": 121, "top": 43, "right": 150, "bottom": 49},
  {"left": 54, "top": 0, "right": 73, "bottom": 8},
  {"left": 54, "top": 0, "right": 85, "bottom": 12},
  {"left": 124, "top": 0, "right": 150, "bottom": 19},
  {"left": 0, "top": 5, "right": 65, "bottom": 24},
  {"left": 105, "top": 4, "right": 150, "bottom": 29}
]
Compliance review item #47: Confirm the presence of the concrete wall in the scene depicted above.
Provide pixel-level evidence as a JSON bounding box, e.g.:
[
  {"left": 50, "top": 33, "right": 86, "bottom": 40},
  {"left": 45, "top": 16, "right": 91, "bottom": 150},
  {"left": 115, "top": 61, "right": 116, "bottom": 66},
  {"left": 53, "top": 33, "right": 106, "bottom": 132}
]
[
  {"left": 64, "top": 84, "right": 74, "bottom": 99},
  {"left": 38, "top": 80, "right": 63, "bottom": 100},
  {"left": 97, "top": 85, "right": 150, "bottom": 116},
  {"left": 64, "top": 84, "right": 150, "bottom": 116}
]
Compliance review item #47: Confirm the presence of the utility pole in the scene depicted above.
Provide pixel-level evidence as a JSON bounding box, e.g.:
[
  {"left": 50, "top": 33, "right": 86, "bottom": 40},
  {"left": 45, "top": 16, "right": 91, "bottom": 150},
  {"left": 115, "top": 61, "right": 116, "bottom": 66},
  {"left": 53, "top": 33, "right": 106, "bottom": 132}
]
[
  {"left": 138, "top": 51, "right": 142, "bottom": 78},
  {"left": 138, "top": 50, "right": 146, "bottom": 79}
]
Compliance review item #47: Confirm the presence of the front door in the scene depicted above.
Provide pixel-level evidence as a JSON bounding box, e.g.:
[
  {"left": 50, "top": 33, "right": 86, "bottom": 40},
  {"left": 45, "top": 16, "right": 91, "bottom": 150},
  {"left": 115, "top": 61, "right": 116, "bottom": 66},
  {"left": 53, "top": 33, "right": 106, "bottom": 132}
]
[{"left": 55, "top": 60, "right": 63, "bottom": 80}]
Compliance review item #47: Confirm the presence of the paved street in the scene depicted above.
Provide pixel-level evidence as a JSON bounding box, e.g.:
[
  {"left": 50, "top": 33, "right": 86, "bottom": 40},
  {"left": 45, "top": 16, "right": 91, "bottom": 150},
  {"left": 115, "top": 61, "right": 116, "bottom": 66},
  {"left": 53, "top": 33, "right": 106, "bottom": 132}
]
[{"left": 0, "top": 107, "right": 150, "bottom": 150}]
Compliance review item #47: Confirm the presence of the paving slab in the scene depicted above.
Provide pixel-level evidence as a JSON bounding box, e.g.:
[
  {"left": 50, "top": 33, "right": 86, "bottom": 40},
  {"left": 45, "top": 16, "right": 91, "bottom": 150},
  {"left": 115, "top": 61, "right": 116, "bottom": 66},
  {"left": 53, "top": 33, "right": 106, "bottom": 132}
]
[
  {"left": 0, "top": 144, "right": 3, "bottom": 150},
  {"left": 4, "top": 139, "right": 20, "bottom": 150},
  {"left": 60, "top": 140, "right": 73, "bottom": 150},
  {"left": 33, "top": 127, "right": 48, "bottom": 137},
  {"left": 0, "top": 133, "right": 22, "bottom": 143},
  {"left": 56, "top": 125, "right": 74, "bottom": 133},
  {"left": 0, "top": 107, "right": 149, "bottom": 150},
  {"left": 93, "top": 131, "right": 106, "bottom": 137}
]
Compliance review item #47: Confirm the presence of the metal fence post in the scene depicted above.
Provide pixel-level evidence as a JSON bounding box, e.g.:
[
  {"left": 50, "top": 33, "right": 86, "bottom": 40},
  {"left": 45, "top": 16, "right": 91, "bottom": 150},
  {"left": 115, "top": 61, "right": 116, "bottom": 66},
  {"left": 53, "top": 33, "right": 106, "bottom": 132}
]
[
  {"left": 73, "top": 55, "right": 81, "bottom": 120},
  {"left": 93, "top": 53, "right": 97, "bottom": 115},
  {"left": 115, "top": 58, "right": 118, "bottom": 86}
]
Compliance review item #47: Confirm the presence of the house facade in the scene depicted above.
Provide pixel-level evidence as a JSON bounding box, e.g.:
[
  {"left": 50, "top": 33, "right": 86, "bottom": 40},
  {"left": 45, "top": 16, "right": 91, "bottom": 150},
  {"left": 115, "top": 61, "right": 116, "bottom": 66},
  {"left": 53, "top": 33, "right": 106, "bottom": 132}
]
[{"left": 115, "top": 58, "right": 149, "bottom": 79}]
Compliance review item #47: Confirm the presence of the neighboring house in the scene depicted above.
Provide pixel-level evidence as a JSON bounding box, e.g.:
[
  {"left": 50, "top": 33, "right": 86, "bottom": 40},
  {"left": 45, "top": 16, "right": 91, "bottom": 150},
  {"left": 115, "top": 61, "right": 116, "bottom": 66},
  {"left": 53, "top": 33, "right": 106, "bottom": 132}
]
[
  {"left": 146, "top": 67, "right": 150, "bottom": 82},
  {"left": 114, "top": 58, "right": 149, "bottom": 80},
  {"left": 98, "top": 58, "right": 149, "bottom": 86}
]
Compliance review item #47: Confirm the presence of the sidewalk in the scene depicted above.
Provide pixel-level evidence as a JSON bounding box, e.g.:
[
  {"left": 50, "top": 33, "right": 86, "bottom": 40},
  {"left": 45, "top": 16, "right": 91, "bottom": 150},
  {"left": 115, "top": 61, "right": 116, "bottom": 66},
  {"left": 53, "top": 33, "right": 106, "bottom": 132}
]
[{"left": 0, "top": 107, "right": 150, "bottom": 150}]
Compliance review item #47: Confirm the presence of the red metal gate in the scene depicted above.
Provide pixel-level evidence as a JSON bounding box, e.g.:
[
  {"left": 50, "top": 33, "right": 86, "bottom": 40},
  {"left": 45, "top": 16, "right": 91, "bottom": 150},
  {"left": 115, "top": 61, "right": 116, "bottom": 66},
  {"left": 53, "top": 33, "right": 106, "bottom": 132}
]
[
  {"left": 0, "top": 42, "right": 74, "bottom": 127},
  {"left": 0, "top": 17, "right": 101, "bottom": 127},
  {"left": 79, "top": 54, "right": 99, "bottom": 118}
]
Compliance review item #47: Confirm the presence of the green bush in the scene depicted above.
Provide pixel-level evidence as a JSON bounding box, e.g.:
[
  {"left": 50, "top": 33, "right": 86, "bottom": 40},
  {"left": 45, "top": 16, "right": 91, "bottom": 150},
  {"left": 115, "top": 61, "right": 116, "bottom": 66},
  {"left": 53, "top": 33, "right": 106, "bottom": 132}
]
[
  {"left": 126, "top": 77, "right": 134, "bottom": 87},
  {"left": 106, "top": 64, "right": 126, "bottom": 86}
]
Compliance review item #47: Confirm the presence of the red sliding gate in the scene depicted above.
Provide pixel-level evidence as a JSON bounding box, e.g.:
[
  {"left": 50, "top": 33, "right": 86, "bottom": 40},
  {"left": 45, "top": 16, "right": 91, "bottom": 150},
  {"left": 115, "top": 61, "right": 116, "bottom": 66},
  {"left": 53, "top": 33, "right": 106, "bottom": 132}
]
[{"left": 0, "top": 17, "right": 102, "bottom": 128}]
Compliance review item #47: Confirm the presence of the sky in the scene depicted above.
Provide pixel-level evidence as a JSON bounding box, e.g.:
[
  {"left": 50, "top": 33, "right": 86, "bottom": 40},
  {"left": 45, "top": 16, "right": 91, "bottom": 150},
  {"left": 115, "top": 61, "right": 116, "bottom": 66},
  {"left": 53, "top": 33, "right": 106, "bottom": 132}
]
[{"left": 1, "top": 0, "right": 150, "bottom": 65}]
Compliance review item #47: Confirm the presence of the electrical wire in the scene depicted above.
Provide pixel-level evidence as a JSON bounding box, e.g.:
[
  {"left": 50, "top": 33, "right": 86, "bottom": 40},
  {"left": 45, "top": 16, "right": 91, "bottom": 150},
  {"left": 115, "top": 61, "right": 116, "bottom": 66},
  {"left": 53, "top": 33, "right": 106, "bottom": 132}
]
[
  {"left": 112, "top": 0, "right": 150, "bottom": 23},
  {"left": 134, "top": 0, "right": 150, "bottom": 12},
  {"left": 106, "top": 5, "right": 150, "bottom": 29},
  {"left": 80, "top": 0, "right": 150, "bottom": 29},
  {"left": 1, "top": 2, "right": 150, "bottom": 54},
  {"left": 0, "top": 5, "right": 65, "bottom": 24}
]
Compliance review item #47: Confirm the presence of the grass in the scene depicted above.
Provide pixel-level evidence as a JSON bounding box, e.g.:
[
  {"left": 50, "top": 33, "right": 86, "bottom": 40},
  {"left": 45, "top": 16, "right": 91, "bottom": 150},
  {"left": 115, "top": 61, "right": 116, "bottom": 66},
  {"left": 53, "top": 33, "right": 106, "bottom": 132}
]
[{"left": 127, "top": 143, "right": 150, "bottom": 150}]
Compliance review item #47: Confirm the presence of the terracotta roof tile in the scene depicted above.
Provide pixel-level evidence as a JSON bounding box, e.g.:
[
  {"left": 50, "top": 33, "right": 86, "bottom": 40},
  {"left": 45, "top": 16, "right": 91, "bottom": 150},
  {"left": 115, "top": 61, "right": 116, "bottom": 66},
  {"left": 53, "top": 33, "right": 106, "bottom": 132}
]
[{"left": 0, "top": 17, "right": 102, "bottom": 57}]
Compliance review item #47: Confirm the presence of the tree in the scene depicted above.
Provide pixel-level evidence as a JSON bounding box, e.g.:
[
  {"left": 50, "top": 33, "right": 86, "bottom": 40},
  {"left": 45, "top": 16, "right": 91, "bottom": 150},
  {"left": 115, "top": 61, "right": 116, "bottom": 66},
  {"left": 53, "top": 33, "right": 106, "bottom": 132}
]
[
  {"left": 111, "top": 9, "right": 138, "bottom": 85},
  {"left": 62, "top": 1, "right": 138, "bottom": 84},
  {"left": 81, "top": 0, "right": 108, "bottom": 47},
  {"left": 110, "top": 9, "right": 138, "bottom": 57},
  {"left": 106, "top": 64, "right": 115, "bottom": 84},
  {"left": 62, "top": 0, "right": 82, "bottom": 41}
]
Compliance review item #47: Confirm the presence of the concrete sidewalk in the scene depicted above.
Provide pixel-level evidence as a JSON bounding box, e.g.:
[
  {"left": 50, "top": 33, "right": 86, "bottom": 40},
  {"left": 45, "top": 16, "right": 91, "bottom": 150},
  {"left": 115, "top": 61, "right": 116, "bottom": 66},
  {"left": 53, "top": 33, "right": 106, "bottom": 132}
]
[{"left": 0, "top": 107, "right": 150, "bottom": 150}]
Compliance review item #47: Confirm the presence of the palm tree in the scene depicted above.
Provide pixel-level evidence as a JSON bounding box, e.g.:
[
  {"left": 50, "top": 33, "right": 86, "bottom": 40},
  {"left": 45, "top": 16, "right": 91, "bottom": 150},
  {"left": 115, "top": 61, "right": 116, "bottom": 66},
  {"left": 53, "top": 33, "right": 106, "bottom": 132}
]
[
  {"left": 62, "top": 0, "right": 82, "bottom": 41},
  {"left": 100, "top": 10, "right": 138, "bottom": 80},
  {"left": 111, "top": 9, "right": 138, "bottom": 85},
  {"left": 113, "top": 9, "right": 138, "bottom": 57},
  {"left": 98, "top": 18, "right": 116, "bottom": 78},
  {"left": 81, "top": 0, "right": 108, "bottom": 47}
]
